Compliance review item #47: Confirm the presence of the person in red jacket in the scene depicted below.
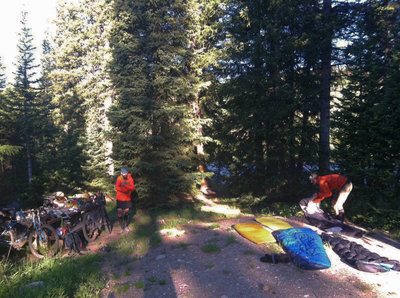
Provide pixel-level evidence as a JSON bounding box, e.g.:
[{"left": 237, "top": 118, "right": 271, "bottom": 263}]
[
  {"left": 301, "top": 173, "right": 353, "bottom": 221},
  {"left": 115, "top": 168, "right": 135, "bottom": 232}
]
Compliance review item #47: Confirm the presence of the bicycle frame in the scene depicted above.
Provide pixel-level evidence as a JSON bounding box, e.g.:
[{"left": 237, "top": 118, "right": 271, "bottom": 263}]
[{"left": 31, "top": 211, "right": 46, "bottom": 243}]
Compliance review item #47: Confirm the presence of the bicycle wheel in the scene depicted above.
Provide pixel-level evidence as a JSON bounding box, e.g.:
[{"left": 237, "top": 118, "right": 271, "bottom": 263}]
[
  {"left": 102, "top": 208, "right": 112, "bottom": 234},
  {"left": 82, "top": 212, "right": 100, "bottom": 242},
  {"left": 28, "top": 224, "right": 59, "bottom": 259},
  {"left": 0, "top": 228, "right": 15, "bottom": 255}
]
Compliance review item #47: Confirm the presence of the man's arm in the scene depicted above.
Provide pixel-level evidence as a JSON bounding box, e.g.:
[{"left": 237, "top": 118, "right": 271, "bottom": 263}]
[
  {"left": 313, "top": 181, "right": 332, "bottom": 203},
  {"left": 123, "top": 177, "right": 135, "bottom": 191},
  {"left": 115, "top": 178, "right": 129, "bottom": 192}
]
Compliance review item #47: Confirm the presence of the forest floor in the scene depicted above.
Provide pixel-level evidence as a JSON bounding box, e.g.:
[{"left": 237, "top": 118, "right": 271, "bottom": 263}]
[{"left": 78, "top": 196, "right": 400, "bottom": 298}]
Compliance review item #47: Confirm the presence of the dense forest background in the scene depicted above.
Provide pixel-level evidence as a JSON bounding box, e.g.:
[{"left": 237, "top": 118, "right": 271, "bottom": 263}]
[{"left": 0, "top": 0, "right": 399, "bottom": 232}]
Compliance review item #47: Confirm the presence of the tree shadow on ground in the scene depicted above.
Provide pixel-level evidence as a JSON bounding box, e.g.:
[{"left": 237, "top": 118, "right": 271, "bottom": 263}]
[{"left": 93, "top": 202, "right": 397, "bottom": 298}]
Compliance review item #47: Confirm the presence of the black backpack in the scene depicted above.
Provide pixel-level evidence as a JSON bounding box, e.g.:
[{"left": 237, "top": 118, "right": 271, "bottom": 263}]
[{"left": 65, "top": 232, "right": 82, "bottom": 253}]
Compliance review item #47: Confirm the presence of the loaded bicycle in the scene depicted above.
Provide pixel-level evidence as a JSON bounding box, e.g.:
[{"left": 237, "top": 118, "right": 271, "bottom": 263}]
[
  {"left": 82, "top": 191, "right": 113, "bottom": 242},
  {"left": 0, "top": 208, "right": 59, "bottom": 259}
]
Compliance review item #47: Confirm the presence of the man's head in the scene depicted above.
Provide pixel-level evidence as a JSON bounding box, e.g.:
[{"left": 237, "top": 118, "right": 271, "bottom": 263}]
[
  {"left": 309, "top": 173, "right": 319, "bottom": 185},
  {"left": 121, "top": 168, "right": 128, "bottom": 178}
]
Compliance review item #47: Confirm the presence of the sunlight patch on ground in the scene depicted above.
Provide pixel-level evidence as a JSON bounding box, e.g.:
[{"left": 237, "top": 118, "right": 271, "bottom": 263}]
[
  {"left": 201, "top": 205, "right": 240, "bottom": 215},
  {"left": 196, "top": 193, "right": 241, "bottom": 216},
  {"left": 159, "top": 228, "right": 186, "bottom": 237}
]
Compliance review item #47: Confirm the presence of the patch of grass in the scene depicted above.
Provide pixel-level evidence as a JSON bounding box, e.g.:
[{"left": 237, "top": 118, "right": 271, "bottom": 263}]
[
  {"left": 203, "top": 223, "right": 220, "bottom": 230},
  {"left": 149, "top": 207, "right": 234, "bottom": 231},
  {"left": 151, "top": 208, "right": 208, "bottom": 230},
  {"left": 190, "top": 229, "right": 199, "bottom": 234},
  {"left": 134, "top": 281, "right": 144, "bottom": 289},
  {"left": 115, "top": 283, "right": 130, "bottom": 294},
  {"left": 179, "top": 242, "right": 190, "bottom": 249},
  {"left": 354, "top": 281, "right": 373, "bottom": 292},
  {"left": 147, "top": 277, "right": 157, "bottom": 283},
  {"left": 150, "top": 235, "right": 162, "bottom": 247},
  {"left": 260, "top": 202, "right": 303, "bottom": 217},
  {"left": 242, "top": 250, "right": 255, "bottom": 255},
  {"left": 201, "top": 244, "right": 220, "bottom": 253},
  {"left": 111, "top": 230, "right": 151, "bottom": 256},
  {"left": 391, "top": 230, "right": 400, "bottom": 241},
  {"left": 112, "top": 273, "right": 121, "bottom": 280},
  {"left": 225, "top": 235, "right": 237, "bottom": 247},
  {"left": 0, "top": 254, "right": 105, "bottom": 298},
  {"left": 137, "top": 239, "right": 150, "bottom": 254},
  {"left": 205, "top": 264, "right": 215, "bottom": 269},
  {"left": 123, "top": 270, "right": 131, "bottom": 277},
  {"left": 158, "top": 279, "right": 166, "bottom": 285},
  {"left": 222, "top": 269, "right": 231, "bottom": 275}
]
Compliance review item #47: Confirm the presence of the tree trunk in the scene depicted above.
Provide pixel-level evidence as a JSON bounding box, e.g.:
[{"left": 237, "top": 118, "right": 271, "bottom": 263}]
[
  {"left": 319, "top": 0, "right": 332, "bottom": 173},
  {"left": 25, "top": 134, "right": 32, "bottom": 184}
]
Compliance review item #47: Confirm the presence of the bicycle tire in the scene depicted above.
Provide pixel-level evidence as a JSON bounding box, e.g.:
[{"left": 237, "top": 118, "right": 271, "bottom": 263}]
[
  {"left": 28, "top": 224, "right": 59, "bottom": 259},
  {"left": 102, "top": 208, "right": 112, "bottom": 234},
  {"left": 82, "top": 212, "right": 100, "bottom": 242},
  {"left": 0, "top": 228, "right": 15, "bottom": 255}
]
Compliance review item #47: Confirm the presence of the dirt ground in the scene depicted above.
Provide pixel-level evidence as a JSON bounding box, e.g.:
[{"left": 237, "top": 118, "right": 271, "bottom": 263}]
[{"left": 84, "top": 214, "right": 400, "bottom": 298}]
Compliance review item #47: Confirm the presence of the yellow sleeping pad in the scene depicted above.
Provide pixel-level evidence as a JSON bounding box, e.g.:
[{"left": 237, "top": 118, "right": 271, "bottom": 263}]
[
  {"left": 233, "top": 222, "right": 275, "bottom": 244},
  {"left": 255, "top": 216, "right": 292, "bottom": 231}
]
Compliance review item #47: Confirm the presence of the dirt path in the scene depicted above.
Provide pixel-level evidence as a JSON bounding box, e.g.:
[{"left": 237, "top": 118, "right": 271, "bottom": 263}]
[{"left": 87, "top": 214, "right": 400, "bottom": 298}]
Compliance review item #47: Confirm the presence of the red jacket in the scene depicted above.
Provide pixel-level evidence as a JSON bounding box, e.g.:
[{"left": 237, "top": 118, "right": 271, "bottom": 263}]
[
  {"left": 314, "top": 174, "right": 348, "bottom": 203},
  {"left": 115, "top": 174, "right": 135, "bottom": 201}
]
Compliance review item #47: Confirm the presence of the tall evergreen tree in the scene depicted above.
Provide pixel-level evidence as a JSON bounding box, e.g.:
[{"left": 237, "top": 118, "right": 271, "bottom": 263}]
[
  {"left": 78, "top": 0, "right": 115, "bottom": 190},
  {"left": 49, "top": 1, "right": 89, "bottom": 192},
  {"left": 206, "top": 0, "right": 323, "bottom": 199},
  {"left": 30, "top": 37, "right": 61, "bottom": 194},
  {"left": 109, "top": 0, "right": 198, "bottom": 205},
  {"left": 13, "top": 10, "right": 40, "bottom": 184},
  {"left": 49, "top": 0, "right": 115, "bottom": 192},
  {"left": 186, "top": 0, "right": 226, "bottom": 194},
  {"left": 318, "top": 0, "right": 333, "bottom": 173},
  {"left": 0, "top": 59, "right": 22, "bottom": 199}
]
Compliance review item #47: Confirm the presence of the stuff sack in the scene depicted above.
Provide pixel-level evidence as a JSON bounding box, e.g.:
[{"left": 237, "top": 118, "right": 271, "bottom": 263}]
[{"left": 65, "top": 232, "right": 82, "bottom": 253}]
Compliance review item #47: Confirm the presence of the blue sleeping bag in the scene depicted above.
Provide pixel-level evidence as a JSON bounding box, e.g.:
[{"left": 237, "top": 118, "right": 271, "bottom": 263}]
[{"left": 274, "top": 227, "right": 331, "bottom": 270}]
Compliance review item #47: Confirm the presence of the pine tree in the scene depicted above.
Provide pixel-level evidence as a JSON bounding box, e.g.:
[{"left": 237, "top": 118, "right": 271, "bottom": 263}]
[
  {"left": 109, "top": 0, "right": 198, "bottom": 206},
  {"left": 48, "top": 1, "right": 89, "bottom": 192},
  {"left": 0, "top": 57, "right": 6, "bottom": 90},
  {"left": 186, "top": 0, "right": 226, "bottom": 195},
  {"left": 206, "top": 0, "right": 323, "bottom": 198},
  {"left": 13, "top": 10, "right": 40, "bottom": 184},
  {"left": 0, "top": 61, "right": 22, "bottom": 195},
  {"left": 78, "top": 0, "right": 115, "bottom": 191},
  {"left": 49, "top": 0, "right": 115, "bottom": 192}
]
